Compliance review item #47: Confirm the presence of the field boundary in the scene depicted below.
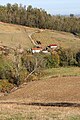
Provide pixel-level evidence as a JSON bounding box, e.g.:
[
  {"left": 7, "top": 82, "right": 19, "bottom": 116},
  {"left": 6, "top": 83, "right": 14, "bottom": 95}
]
[{"left": 0, "top": 101, "right": 80, "bottom": 107}]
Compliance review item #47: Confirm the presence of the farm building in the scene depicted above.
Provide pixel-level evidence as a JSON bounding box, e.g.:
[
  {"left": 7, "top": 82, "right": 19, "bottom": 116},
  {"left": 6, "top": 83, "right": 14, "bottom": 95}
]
[
  {"left": 42, "top": 47, "right": 49, "bottom": 54},
  {"left": 48, "top": 44, "right": 57, "bottom": 49},
  {"left": 42, "top": 49, "right": 49, "bottom": 54},
  {"left": 32, "top": 47, "right": 42, "bottom": 53}
]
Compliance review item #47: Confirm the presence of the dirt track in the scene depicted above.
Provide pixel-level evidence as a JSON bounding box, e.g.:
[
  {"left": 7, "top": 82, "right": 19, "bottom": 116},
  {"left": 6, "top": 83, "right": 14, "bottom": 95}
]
[{"left": 0, "top": 76, "right": 80, "bottom": 104}]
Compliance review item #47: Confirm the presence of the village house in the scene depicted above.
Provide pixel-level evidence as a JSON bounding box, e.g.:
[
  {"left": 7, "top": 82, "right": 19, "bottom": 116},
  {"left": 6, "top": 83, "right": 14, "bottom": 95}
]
[
  {"left": 42, "top": 50, "right": 49, "bottom": 53},
  {"left": 42, "top": 47, "right": 49, "bottom": 54},
  {"left": 31, "top": 44, "right": 58, "bottom": 54},
  {"left": 48, "top": 44, "right": 57, "bottom": 49},
  {"left": 32, "top": 47, "right": 42, "bottom": 53}
]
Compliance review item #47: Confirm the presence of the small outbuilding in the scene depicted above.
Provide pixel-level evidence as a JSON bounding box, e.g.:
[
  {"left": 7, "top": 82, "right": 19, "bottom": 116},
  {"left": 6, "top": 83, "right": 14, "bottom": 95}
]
[
  {"left": 42, "top": 50, "right": 49, "bottom": 54},
  {"left": 48, "top": 44, "right": 57, "bottom": 49},
  {"left": 32, "top": 47, "right": 42, "bottom": 53}
]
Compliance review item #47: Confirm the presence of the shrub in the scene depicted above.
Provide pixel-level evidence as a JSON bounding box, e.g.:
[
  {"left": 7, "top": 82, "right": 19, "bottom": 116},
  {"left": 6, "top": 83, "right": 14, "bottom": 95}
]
[
  {"left": 57, "top": 47, "right": 68, "bottom": 66},
  {"left": 0, "top": 80, "right": 14, "bottom": 93},
  {"left": 45, "top": 53, "right": 59, "bottom": 68},
  {"left": 76, "top": 51, "right": 80, "bottom": 66},
  {"left": 0, "top": 55, "right": 12, "bottom": 79},
  {"left": 69, "top": 58, "right": 78, "bottom": 66},
  {"left": 57, "top": 47, "right": 79, "bottom": 67},
  {"left": 19, "top": 68, "right": 28, "bottom": 83}
]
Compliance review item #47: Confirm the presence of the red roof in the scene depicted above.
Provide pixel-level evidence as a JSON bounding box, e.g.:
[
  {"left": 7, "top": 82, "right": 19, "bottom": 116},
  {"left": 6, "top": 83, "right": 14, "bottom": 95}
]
[{"left": 49, "top": 44, "right": 57, "bottom": 46}]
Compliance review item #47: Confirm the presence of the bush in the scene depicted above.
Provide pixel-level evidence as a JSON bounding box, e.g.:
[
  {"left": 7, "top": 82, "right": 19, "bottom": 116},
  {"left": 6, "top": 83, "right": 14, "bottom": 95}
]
[
  {"left": 45, "top": 53, "right": 60, "bottom": 68},
  {"left": 57, "top": 47, "right": 68, "bottom": 66},
  {"left": 0, "top": 80, "right": 14, "bottom": 93},
  {"left": 19, "top": 68, "right": 28, "bottom": 83},
  {"left": 76, "top": 51, "right": 80, "bottom": 66},
  {"left": 69, "top": 59, "right": 78, "bottom": 66},
  {"left": 57, "top": 47, "right": 79, "bottom": 67},
  {"left": 0, "top": 55, "right": 12, "bottom": 79}
]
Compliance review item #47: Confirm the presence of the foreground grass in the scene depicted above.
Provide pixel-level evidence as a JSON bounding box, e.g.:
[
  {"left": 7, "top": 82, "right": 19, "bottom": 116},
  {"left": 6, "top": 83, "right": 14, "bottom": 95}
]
[
  {"left": 0, "top": 104, "right": 80, "bottom": 120},
  {"left": 67, "top": 115, "right": 80, "bottom": 120},
  {"left": 41, "top": 67, "right": 80, "bottom": 79}
]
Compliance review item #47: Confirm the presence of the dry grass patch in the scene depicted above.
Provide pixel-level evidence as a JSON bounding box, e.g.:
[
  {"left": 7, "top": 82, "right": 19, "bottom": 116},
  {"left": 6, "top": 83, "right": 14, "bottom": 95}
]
[
  {"left": 0, "top": 22, "right": 39, "bottom": 49},
  {"left": 0, "top": 22, "right": 80, "bottom": 50},
  {"left": 0, "top": 104, "right": 80, "bottom": 120},
  {"left": 41, "top": 67, "right": 80, "bottom": 78},
  {"left": 32, "top": 30, "right": 80, "bottom": 50}
]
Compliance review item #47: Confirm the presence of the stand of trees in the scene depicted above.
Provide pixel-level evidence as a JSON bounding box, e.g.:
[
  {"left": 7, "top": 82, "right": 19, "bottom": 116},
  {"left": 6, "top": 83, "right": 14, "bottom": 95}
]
[
  {"left": 0, "top": 47, "right": 80, "bottom": 93},
  {"left": 0, "top": 3, "right": 80, "bottom": 33}
]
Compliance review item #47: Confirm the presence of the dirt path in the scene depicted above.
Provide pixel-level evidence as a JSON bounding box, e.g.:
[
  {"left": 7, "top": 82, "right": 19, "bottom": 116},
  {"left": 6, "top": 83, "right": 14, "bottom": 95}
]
[
  {"left": 28, "top": 29, "right": 44, "bottom": 47},
  {"left": 28, "top": 31, "right": 38, "bottom": 46}
]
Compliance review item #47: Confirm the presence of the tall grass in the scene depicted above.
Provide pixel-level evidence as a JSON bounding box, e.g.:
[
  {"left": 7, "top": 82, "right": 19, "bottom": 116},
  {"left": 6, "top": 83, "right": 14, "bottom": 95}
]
[{"left": 41, "top": 67, "right": 80, "bottom": 79}]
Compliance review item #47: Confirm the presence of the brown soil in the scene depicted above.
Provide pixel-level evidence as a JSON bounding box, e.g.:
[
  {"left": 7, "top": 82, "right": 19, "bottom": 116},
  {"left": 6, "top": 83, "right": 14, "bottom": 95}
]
[
  {"left": 0, "top": 76, "right": 80, "bottom": 104},
  {"left": 0, "top": 77, "right": 80, "bottom": 119}
]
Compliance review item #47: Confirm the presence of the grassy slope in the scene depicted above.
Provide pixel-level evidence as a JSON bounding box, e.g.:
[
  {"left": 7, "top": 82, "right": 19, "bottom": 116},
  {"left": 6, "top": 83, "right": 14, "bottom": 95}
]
[
  {"left": 41, "top": 67, "right": 80, "bottom": 79},
  {"left": 0, "top": 76, "right": 80, "bottom": 119},
  {"left": 32, "top": 29, "right": 80, "bottom": 51},
  {"left": 0, "top": 22, "right": 37, "bottom": 49},
  {"left": 0, "top": 22, "right": 80, "bottom": 51},
  {"left": 0, "top": 103, "right": 80, "bottom": 120}
]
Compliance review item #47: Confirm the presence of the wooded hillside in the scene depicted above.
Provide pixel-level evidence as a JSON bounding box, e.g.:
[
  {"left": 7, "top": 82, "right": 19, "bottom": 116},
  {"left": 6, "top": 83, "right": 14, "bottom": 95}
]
[{"left": 0, "top": 3, "right": 80, "bottom": 33}]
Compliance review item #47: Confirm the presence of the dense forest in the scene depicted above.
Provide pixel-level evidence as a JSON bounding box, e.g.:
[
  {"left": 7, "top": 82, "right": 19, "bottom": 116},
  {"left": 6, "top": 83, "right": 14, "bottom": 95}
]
[{"left": 0, "top": 3, "right": 80, "bottom": 33}]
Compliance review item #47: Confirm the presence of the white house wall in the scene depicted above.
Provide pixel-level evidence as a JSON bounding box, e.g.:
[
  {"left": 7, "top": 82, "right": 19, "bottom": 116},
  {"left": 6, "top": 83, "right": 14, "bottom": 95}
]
[
  {"left": 32, "top": 50, "right": 41, "bottom": 53},
  {"left": 50, "top": 46, "right": 57, "bottom": 49}
]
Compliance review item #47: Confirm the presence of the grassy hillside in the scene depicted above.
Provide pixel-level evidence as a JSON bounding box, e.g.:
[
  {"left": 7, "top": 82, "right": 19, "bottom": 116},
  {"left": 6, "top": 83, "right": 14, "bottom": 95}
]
[
  {"left": 0, "top": 22, "right": 80, "bottom": 51},
  {"left": 32, "top": 29, "right": 80, "bottom": 51},
  {"left": 41, "top": 67, "right": 80, "bottom": 79},
  {"left": 0, "top": 22, "right": 37, "bottom": 49}
]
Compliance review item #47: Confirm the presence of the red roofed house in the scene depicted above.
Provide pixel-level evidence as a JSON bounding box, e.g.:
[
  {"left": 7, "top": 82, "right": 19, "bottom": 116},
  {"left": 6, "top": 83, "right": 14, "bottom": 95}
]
[
  {"left": 48, "top": 44, "right": 57, "bottom": 49},
  {"left": 32, "top": 47, "right": 42, "bottom": 53}
]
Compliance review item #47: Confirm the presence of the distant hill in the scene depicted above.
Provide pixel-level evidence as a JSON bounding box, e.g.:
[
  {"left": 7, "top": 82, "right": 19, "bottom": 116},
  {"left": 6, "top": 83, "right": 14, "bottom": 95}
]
[{"left": 75, "top": 14, "right": 80, "bottom": 17}]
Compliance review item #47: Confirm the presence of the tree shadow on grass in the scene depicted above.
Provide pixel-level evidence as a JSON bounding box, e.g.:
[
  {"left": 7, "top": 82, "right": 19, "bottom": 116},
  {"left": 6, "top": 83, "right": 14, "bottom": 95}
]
[{"left": 0, "top": 102, "right": 80, "bottom": 107}]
